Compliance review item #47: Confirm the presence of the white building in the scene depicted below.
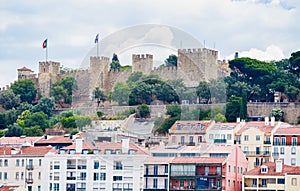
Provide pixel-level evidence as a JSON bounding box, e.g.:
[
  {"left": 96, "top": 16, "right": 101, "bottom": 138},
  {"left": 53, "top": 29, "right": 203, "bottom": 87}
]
[
  {"left": 0, "top": 145, "right": 53, "bottom": 191},
  {"left": 43, "top": 139, "right": 149, "bottom": 191}
]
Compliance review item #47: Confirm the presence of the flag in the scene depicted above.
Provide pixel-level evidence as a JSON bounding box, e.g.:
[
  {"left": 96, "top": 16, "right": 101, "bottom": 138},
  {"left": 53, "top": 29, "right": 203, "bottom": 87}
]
[
  {"left": 42, "top": 39, "right": 47, "bottom": 49},
  {"left": 94, "top": 34, "right": 99, "bottom": 44}
]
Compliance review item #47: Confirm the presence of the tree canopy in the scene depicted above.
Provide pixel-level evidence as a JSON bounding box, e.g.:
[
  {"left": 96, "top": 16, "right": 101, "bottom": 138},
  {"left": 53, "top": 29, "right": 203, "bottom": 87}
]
[{"left": 10, "top": 79, "right": 37, "bottom": 103}]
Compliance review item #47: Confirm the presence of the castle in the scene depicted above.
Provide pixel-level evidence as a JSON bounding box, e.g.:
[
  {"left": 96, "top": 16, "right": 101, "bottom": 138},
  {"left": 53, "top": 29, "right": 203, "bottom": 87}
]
[{"left": 9, "top": 48, "right": 229, "bottom": 107}]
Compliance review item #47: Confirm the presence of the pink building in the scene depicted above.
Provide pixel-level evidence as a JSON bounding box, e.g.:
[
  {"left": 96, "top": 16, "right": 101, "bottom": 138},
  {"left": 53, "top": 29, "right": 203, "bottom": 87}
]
[{"left": 169, "top": 146, "right": 248, "bottom": 191}]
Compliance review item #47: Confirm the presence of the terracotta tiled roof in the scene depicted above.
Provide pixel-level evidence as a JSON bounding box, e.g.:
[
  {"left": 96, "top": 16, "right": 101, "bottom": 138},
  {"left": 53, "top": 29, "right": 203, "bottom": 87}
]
[
  {"left": 275, "top": 127, "right": 300, "bottom": 135},
  {"left": 170, "top": 120, "right": 212, "bottom": 132},
  {"left": 237, "top": 121, "right": 277, "bottom": 134},
  {"left": 171, "top": 157, "right": 226, "bottom": 164},
  {"left": 63, "top": 142, "right": 96, "bottom": 151},
  {"left": 245, "top": 162, "right": 300, "bottom": 176},
  {"left": 0, "top": 136, "right": 42, "bottom": 146},
  {"left": 20, "top": 146, "right": 52, "bottom": 155},
  {"left": 0, "top": 146, "right": 15, "bottom": 155},
  {"left": 17, "top": 66, "right": 33, "bottom": 71},
  {"left": 0, "top": 186, "right": 20, "bottom": 191},
  {"left": 95, "top": 142, "right": 149, "bottom": 155},
  {"left": 211, "top": 122, "right": 239, "bottom": 130},
  {"left": 35, "top": 136, "right": 73, "bottom": 144}
]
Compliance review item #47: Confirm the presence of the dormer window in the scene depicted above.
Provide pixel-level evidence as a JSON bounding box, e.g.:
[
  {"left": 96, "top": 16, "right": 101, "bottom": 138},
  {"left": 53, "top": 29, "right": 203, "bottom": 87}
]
[
  {"left": 128, "top": 149, "right": 137, "bottom": 155},
  {"left": 104, "top": 149, "right": 112, "bottom": 155},
  {"left": 82, "top": 149, "right": 89, "bottom": 154},
  {"left": 261, "top": 166, "right": 268, "bottom": 173},
  {"left": 69, "top": 149, "right": 76, "bottom": 154},
  {"left": 115, "top": 149, "right": 121, "bottom": 154},
  {"left": 59, "top": 149, "right": 66, "bottom": 154},
  {"left": 93, "top": 149, "right": 100, "bottom": 154}
]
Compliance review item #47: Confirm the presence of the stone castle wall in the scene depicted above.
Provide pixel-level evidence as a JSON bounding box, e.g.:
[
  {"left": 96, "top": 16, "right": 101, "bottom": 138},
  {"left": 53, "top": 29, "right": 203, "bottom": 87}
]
[{"left": 151, "top": 66, "right": 178, "bottom": 81}]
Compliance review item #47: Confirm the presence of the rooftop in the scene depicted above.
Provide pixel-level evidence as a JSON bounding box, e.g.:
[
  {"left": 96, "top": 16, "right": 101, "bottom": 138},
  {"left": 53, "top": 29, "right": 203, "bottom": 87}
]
[
  {"left": 171, "top": 157, "right": 226, "bottom": 164},
  {"left": 0, "top": 136, "right": 42, "bottom": 146},
  {"left": 95, "top": 142, "right": 149, "bottom": 155},
  {"left": 245, "top": 162, "right": 300, "bottom": 176},
  {"left": 275, "top": 127, "right": 300, "bottom": 135},
  {"left": 169, "top": 120, "right": 212, "bottom": 132},
  {"left": 237, "top": 121, "right": 278, "bottom": 134},
  {"left": 0, "top": 146, "right": 53, "bottom": 155},
  {"left": 0, "top": 186, "right": 21, "bottom": 191},
  {"left": 35, "top": 135, "right": 73, "bottom": 144},
  {"left": 211, "top": 122, "right": 238, "bottom": 130}
]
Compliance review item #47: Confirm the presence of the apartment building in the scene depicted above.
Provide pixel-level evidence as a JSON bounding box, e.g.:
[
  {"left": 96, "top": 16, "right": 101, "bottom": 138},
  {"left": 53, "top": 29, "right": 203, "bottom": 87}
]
[
  {"left": 169, "top": 145, "right": 248, "bottom": 191},
  {"left": 234, "top": 118, "right": 283, "bottom": 170},
  {"left": 143, "top": 157, "right": 173, "bottom": 191},
  {"left": 273, "top": 127, "right": 300, "bottom": 166},
  {"left": 206, "top": 121, "right": 244, "bottom": 146},
  {"left": 0, "top": 136, "right": 42, "bottom": 147},
  {"left": 243, "top": 160, "right": 300, "bottom": 191},
  {"left": 168, "top": 121, "right": 213, "bottom": 146},
  {"left": 0, "top": 145, "right": 53, "bottom": 191},
  {"left": 43, "top": 138, "right": 149, "bottom": 191}
]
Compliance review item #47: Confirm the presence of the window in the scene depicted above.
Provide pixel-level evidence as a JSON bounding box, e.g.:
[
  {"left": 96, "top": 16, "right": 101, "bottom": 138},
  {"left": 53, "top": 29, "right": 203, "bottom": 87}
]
[
  {"left": 94, "top": 173, "right": 99, "bottom": 181},
  {"left": 274, "top": 137, "right": 280, "bottom": 145},
  {"left": 39, "top": 159, "right": 42, "bottom": 166},
  {"left": 100, "top": 173, "right": 106, "bottom": 181},
  {"left": 54, "top": 161, "right": 60, "bottom": 169},
  {"left": 22, "top": 159, "right": 24, "bottom": 167},
  {"left": 0, "top": 159, "right": 2, "bottom": 166},
  {"left": 164, "top": 179, "right": 168, "bottom": 189},
  {"left": 180, "top": 179, "right": 184, "bottom": 187},
  {"left": 292, "top": 178, "right": 297, "bottom": 186},
  {"left": 277, "top": 178, "right": 285, "bottom": 184},
  {"left": 234, "top": 166, "right": 236, "bottom": 173},
  {"left": 54, "top": 183, "right": 59, "bottom": 191},
  {"left": 0, "top": 172, "right": 2, "bottom": 179},
  {"left": 4, "top": 159, "right": 8, "bottom": 166},
  {"left": 154, "top": 179, "right": 158, "bottom": 188},
  {"left": 292, "top": 147, "right": 296, "bottom": 154},
  {"left": 244, "top": 146, "right": 248, "bottom": 155},
  {"left": 21, "top": 172, "right": 24, "bottom": 179},
  {"left": 113, "top": 176, "right": 122, "bottom": 181},
  {"left": 16, "top": 159, "right": 20, "bottom": 166},
  {"left": 114, "top": 161, "right": 122, "bottom": 170},
  {"left": 280, "top": 147, "right": 284, "bottom": 154},
  {"left": 252, "top": 179, "right": 257, "bottom": 186},
  {"left": 256, "top": 135, "right": 260, "bottom": 141},
  {"left": 154, "top": 165, "right": 158, "bottom": 175},
  {"left": 209, "top": 134, "right": 213, "bottom": 139},
  {"left": 94, "top": 161, "right": 99, "bottom": 169},
  {"left": 228, "top": 165, "right": 231, "bottom": 172},
  {"left": 262, "top": 179, "right": 267, "bottom": 186},
  {"left": 16, "top": 172, "right": 19, "bottom": 180},
  {"left": 189, "top": 136, "right": 193, "bottom": 143},
  {"left": 281, "top": 137, "right": 286, "bottom": 145},
  {"left": 291, "top": 158, "right": 296, "bottom": 166},
  {"left": 261, "top": 167, "right": 267, "bottom": 173},
  {"left": 233, "top": 180, "right": 235, "bottom": 187},
  {"left": 228, "top": 180, "right": 230, "bottom": 187},
  {"left": 292, "top": 137, "right": 297, "bottom": 146},
  {"left": 227, "top": 134, "right": 232, "bottom": 140},
  {"left": 180, "top": 136, "right": 185, "bottom": 144},
  {"left": 38, "top": 186, "right": 41, "bottom": 191},
  {"left": 164, "top": 164, "right": 168, "bottom": 173},
  {"left": 4, "top": 172, "right": 7, "bottom": 180},
  {"left": 38, "top": 172, "right": 41, "bottom": 179},
  {"left": 198, "top": 136, "right": 203, "bottom": 143},
  {"left": 244, "top": 135, "right": 249, "bottom": 141}
]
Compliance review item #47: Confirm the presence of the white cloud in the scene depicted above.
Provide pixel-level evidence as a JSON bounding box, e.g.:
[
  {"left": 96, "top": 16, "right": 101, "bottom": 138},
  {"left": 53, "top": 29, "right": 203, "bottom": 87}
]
[{"left": 226, "top": 44, "right": 286, "bottom": 61}]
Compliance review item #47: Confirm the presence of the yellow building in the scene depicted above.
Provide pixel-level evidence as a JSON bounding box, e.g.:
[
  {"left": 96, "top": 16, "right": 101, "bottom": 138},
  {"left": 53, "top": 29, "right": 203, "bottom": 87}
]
[{"left": 243, "top": 160, "right": 300, "bottom": 191}]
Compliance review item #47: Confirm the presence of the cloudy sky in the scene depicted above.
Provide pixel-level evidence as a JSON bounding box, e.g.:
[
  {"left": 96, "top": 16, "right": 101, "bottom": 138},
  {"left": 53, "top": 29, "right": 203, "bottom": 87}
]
[{"left": 0, "top": 0, "right": 299, "bottom": 88}]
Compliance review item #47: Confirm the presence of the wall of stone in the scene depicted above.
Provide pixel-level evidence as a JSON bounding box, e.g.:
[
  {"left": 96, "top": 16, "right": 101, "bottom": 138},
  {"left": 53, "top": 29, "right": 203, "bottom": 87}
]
[
  {"left": 151, "top": 66, "right": 178, "bottom": 82},
  {"left": 104, "top": 69, "right": 132, "bottom": 94},
  {"left": 132, "top": 54, "right": 153, "bottom": 75}
]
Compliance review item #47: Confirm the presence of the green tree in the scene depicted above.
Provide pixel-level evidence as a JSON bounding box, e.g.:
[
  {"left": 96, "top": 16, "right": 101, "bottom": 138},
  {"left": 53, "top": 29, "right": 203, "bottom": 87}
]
[
  {"left": 225, "top": 96, "right": 242, "bottom": 122},
  {"left": 0, "top": 90, "right": 21, "bottom": 110},
  {"left": 50, "top": 77, "right": 77, "bottom": 105},
  {"left": 24, "top": 111, "right": 49, "bottom": 131},
  {"left": 111, "top": 83, "right": 130, "bottom": 105},
  {"left": 96, "top": 110, "right": 104, "bottom": 117},
  {"left": 23, "top": 126, "right": 43, "bottom": 136},
  {"left": 271, "top": 108, "right": 284, "bottom": 121},
  {"left": 213, "top": 113, "right": 227, "bottom": 122},
  {"left": 127, "top": 72, "right": 144, "bottom": 84},
  {"left": 0, "top": 111, "right": 5, "bottom": 129},
  {"left": 93, "top": 87, "right": 106, "bottom": 107},
  {"left": 32, "top": 97, "right": 55, "bottom": 116},
  {"left": 4, "top": 109, "right": 18, "bottom": 127},
  {"left": 136, "top": 104, "right": 151, "bottom": 118},
  {"left": 285, "top": 85, "right": 299, "bottom": 101},
  {"left": 196, "top": 81, "right": 211, "bottom": 103},
  {"left": 165, "top": 54, "right": 177, "bottom": 67},
  {"left": 209, "top": 78, "right": 228, "bottom": 103},
  {"left": 5, "top": 123, "right": 23, "bottom": 137},
  {"left": 10, "top": 79, "right": 37, "bottom": 103},
  {"left": 288, "top": 51, "right": 300, "bottom": 77},
  {"left": 166, "top": 104, "right": 181, "bottom": 118},
  {"left": 110, "top": 53, "right": 121, "bottom": 70}
]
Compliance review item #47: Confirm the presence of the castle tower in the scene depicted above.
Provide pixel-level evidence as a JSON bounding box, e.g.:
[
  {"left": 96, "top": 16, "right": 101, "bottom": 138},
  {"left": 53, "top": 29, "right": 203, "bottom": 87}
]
[
  {"left": 132, "top": 54, "right": 153, "bottom": 75},
  {"left": 177, "top": 48, "right": 218, "bottom": 87},
  {"left": 38, "top": 61, "right": 60, "bottom": 97},
  {"left": 89, "top": 56, "right": 110, "bottom": 92}
]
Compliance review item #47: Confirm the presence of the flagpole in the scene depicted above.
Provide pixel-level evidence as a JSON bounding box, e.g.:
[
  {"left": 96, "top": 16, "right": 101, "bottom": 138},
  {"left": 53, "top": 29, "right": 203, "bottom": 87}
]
[
  {"left": 46, "top": 46, "right": 48, "bottom": 62},
  {"left": 97, "top": 40, "right": 99, "bottom": 57}
]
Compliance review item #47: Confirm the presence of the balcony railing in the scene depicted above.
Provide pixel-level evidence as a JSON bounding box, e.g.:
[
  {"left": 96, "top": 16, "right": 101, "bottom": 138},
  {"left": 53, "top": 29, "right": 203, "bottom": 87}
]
[
  {"left": 197, "top": 171, "right": 222, "bottom": 176},
  {"left": 26, "top": 165, "right": 34, "bottom": 170},
  {"left": 26, "top": 178, "right": 33, "bottom": 184},
  {"left": 264, "top": 140, "right": 271, "bottom": 144},
  {"left": 214, "top": 139, "right": 227, "bottom": 144},
  {"left": 244, "top": 151, "right": 271, "bottom": 156}
]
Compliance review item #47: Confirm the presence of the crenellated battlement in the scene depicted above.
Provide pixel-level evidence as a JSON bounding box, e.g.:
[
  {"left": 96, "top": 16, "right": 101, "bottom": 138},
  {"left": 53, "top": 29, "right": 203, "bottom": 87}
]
[
  {"left": 132, "top": 54, "right": 153, "bottom": 61},
  {"left": 90, "top": 56, "right": 110, "bottom": 61},
  {"left": 178, "top": 48, "right": 218, "bottom": 56}
]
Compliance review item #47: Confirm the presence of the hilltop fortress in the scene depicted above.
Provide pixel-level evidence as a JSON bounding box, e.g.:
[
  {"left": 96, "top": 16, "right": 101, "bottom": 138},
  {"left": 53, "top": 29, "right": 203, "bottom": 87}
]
[{"left": 12, "top": 48, "right": 229, "bottom": 107}]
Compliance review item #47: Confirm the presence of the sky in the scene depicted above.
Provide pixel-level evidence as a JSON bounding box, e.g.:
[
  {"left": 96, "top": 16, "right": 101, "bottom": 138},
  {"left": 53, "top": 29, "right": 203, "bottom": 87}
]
[{"left": 0, "top": 0, "right": 299, "bottom": 88}]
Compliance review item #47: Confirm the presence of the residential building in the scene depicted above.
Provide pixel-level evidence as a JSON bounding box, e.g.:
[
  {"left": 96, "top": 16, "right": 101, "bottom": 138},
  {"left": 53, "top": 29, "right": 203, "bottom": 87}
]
[
  {"left": 206, "top": 121, "right": 244, "bottom": 146},
  {"left": 169, "top": 146, "right": 248, "bottom": 191},
  {"left": 144, "top": 157, "right": 173, "bottom": 191},
  {"left": 0, "top": 136, "right": 42, "bottom": 147},
  {"left": 168, "top": 121, "right": 213, "bottom": 146},
  {"left": 235, "top": 118, "right": 283, "bottom": 170},
  {"left": 243, "top": 160, "right": 300, "bottom": 191},
  {"left": 43, "top": 138, "right": 149, "bottom": 191},
  {"left": 0, "top": 146, "right": 53, "bottom": 191},
  {"left": 34, "top": 135, "right": 74, "bottom": 149},
  {"left": 273, "top": 127, "right": 300, "bottom": 166}
]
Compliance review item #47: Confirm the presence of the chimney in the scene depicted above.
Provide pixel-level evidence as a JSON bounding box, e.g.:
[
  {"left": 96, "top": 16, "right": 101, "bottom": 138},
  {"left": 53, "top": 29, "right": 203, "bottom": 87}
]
[
  {"left": 75, "top": 138, "right": 83, "bottom": 153},
  {"left": 271, "top": 116, "right": 275, "bottom": 126},
  {"left": 236, "top": 117, "right": 240, "bottom": 123},
  {"left": 122, "top": 139, "right": 130, "bottom": 154},
  {"left": 264, "top": 117, "right": 269, "bottom": 125},
  {"left": 275, "top": 160, "right": 282, "bottom": 173}
]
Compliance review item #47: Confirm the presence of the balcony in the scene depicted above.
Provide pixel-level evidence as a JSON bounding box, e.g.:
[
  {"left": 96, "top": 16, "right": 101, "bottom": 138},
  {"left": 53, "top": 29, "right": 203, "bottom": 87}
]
[
  {"left": 67, "top": 176, "right": 76, "bottom": 180},
  {"left": 214, "top": 139, "right": 226, "bottom": 144},
  {"left": 77, "top": 165, "right": 86, "bottom": 170},
  {"left": 264, "top": 140, "right": 271, "bottom": 144},
  {"left": 234, "top": 140, "right": 241, "bottom": 144},
  {"left": 26, "top": 178, "right": 33, "bottom": 184},
  {"left": 26, "top": 165, "right": 34, "bottom": 170},
  {"left": 243, "top": 151, "right": 270, "bottom": 156},
  {"left": 272, "top": 152, "right": 279, "bottom": 156}
]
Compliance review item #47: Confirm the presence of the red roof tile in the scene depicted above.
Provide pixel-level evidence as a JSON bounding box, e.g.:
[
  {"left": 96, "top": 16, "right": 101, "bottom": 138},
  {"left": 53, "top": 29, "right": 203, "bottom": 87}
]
[
  {"left": 95, "top": 142, "right": 149, "bottom": 155},
  {"left": 171, "top": 157, "right": 226, "bottom": 164},
  {"left": 17, "top": 66, "right": 33, "bottom": 71},
  {"left": 245, "top": 162, "right": 300, "bottom": 176},
  {"left": 64, "top": 142, "right": 96, "bottom": 151},
  {"left": 0, "top": 136, "right": 42, "bottom": 145},
  {"left": 275, "top": 127, "right": 300, "bottom": 135},
  {"left": 35, "top": 136, "right": 73, "bottom": 144},
  {"left": 237, "top": 121, "right": 277, "bottom": 134},
  {"left": 20, "top": 146, "right": 53, "bottom": 155},
  {"left": 0, "top": 186, "right": 20, "bottom": 191}
]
